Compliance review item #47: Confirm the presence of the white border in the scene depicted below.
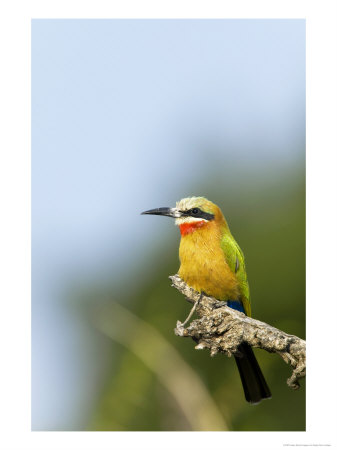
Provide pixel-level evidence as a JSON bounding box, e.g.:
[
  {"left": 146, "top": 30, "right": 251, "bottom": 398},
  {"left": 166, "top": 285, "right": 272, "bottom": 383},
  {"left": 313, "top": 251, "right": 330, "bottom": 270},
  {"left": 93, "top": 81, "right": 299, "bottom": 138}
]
[{"left": 0, "top": 1, "right": 336, "bottom": 449}]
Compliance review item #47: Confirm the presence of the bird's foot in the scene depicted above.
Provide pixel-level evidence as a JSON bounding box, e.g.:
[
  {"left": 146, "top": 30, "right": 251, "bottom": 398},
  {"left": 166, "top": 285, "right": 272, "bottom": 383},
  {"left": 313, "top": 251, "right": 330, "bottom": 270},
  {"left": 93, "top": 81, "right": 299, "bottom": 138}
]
[{"left": 180, "top": 292, "right": 203, "bottom": 327}]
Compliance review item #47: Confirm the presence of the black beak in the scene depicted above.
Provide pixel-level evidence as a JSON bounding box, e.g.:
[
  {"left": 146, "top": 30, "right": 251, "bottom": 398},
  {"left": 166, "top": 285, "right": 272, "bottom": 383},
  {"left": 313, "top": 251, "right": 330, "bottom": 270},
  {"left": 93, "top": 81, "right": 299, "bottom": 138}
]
[{"left": 141, "top": 207, "right": 182, "bottom": 218}]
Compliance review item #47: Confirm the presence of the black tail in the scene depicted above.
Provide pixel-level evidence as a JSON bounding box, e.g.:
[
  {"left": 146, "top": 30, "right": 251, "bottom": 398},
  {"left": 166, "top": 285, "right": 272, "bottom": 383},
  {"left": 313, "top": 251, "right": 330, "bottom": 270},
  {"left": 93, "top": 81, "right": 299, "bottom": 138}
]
[{"left": 234, "top": 343, "right": 272, "bottom": 404}]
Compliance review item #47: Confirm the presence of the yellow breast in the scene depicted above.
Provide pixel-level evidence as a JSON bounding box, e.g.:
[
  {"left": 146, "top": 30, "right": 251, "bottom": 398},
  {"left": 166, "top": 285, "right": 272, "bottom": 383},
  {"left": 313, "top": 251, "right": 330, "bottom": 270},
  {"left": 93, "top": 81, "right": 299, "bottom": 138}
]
[{"left": 178, "top": 222, "right": 240, "bottom": 301}]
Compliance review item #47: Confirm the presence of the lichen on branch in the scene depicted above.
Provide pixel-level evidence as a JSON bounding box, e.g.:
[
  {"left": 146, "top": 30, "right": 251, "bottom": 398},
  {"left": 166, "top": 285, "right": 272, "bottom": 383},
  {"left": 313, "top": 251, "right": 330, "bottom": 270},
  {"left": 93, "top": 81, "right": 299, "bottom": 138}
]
[{"left": 170, "top": 274, "right": 306, "bottom": 390}]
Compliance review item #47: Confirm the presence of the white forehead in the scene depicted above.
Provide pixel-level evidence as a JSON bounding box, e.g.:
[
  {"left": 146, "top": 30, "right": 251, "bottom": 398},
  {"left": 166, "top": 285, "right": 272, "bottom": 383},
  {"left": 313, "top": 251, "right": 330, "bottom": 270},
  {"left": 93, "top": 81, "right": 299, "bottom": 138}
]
[{"left": 176, "top": 196, "right": 205, "bottom": 211}]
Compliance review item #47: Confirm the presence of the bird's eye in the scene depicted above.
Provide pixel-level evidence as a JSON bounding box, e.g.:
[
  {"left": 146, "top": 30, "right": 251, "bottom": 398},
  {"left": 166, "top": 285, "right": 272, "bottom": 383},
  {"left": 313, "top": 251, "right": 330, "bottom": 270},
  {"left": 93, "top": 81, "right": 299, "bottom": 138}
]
[{"left": 191, "top": 208, "right": 200, "bottom": 215}]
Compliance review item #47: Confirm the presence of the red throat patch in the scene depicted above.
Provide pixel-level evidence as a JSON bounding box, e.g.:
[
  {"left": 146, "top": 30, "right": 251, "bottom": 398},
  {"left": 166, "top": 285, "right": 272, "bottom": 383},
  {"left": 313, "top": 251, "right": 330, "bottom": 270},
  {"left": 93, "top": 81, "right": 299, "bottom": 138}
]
[{"left": 179, "top": 221, "right": 205, "bottom": 236}]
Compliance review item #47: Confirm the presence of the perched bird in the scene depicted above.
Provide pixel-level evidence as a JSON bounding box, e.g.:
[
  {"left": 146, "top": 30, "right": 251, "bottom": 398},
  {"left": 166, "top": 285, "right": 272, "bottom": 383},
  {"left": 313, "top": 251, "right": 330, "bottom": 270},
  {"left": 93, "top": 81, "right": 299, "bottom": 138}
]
[{"left": 142, "top": 196, "right": 271, "bottom": 404}]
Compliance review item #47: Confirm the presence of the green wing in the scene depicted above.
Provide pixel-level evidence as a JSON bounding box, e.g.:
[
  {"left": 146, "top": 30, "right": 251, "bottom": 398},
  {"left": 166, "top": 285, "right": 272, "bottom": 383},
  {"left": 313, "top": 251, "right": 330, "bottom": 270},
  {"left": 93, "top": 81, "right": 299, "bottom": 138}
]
[{"left": 220, "top": 233, "right": 251, "bottom": 317}]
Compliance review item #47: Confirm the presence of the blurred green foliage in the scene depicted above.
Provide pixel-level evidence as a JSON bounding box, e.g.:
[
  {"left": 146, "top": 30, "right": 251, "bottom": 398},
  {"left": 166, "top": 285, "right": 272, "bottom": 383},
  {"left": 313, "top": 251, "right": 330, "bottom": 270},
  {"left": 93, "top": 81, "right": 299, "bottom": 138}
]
[{"left": 75, "top": 162, "right": 305, "bottom": 431}]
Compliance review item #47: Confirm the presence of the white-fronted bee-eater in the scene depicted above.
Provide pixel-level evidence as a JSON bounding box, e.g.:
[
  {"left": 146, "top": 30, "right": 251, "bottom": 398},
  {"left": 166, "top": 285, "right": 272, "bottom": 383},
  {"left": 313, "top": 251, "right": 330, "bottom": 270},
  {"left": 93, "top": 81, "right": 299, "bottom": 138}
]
[{"left": 142, "top": 196, "right": 271, "bottom": 404}]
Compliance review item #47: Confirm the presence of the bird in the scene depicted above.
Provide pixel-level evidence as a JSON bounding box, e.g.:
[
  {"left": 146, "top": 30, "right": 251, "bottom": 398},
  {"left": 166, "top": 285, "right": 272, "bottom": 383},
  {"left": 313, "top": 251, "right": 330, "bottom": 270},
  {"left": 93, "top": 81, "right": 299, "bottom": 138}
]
[{"left": 142, "top": 196, "right": 271, "bottom": 404}]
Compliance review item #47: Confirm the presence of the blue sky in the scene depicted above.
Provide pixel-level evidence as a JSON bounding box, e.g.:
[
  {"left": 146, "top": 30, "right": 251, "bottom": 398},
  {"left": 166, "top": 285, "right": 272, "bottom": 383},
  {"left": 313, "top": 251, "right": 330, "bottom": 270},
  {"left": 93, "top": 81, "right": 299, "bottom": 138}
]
[{"left": 32, "top": 19, "right": 305, "bottom": 429}]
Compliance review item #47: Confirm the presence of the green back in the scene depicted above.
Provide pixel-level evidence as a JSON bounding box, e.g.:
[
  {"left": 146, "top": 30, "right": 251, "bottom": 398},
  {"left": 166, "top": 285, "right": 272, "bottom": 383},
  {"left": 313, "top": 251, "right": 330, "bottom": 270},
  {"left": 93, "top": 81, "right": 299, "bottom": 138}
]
[{"left": 220, "top": 231, "right": 251, "bottom": 316}]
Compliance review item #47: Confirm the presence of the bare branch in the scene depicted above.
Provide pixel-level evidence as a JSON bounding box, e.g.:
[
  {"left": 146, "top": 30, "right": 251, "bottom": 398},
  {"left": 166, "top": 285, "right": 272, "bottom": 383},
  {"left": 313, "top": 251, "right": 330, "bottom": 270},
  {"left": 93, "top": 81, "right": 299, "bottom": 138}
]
[{"left": 170, "top": 274, "right": 306, "bottom": 390}]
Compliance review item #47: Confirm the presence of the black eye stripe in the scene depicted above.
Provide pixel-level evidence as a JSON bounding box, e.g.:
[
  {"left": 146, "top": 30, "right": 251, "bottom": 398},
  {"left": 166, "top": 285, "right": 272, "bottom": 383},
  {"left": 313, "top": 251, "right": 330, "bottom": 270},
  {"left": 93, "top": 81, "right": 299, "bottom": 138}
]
[{"left": 180, "top": 208, "right": 215, "bottom": 221}]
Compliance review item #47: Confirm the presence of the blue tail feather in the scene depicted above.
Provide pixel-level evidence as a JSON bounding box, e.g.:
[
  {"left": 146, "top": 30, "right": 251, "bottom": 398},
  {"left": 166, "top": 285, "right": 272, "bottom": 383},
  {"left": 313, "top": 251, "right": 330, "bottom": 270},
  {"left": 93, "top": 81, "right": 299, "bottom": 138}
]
[{"left": 227, "top": 300, "right": 245, "bottom": 313}]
